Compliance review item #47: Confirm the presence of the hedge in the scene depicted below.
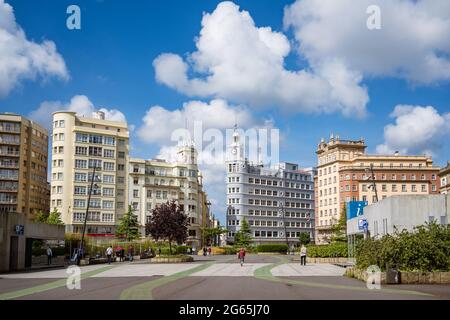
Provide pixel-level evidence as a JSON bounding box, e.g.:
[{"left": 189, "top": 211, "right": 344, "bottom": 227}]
[
  {"left": 256, "top": 244, "right": 288, "bottom": 253},
  {"left": 305, "top": 242, "right": 348, "bottom": 258},
  {"left": 355, "top": 222, "right": 450, "bottom": 272}
]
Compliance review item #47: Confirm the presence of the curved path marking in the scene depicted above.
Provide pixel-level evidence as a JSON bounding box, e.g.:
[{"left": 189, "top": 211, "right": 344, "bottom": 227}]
[
  {"left": 119, "top": 257, "right": 237, "bottom": 300},
  {"left": 254, "top": 256, "right": 433, "bottom": 298},
  {"left": 0, "top": 265, "right": 114, "bottom": 300}
]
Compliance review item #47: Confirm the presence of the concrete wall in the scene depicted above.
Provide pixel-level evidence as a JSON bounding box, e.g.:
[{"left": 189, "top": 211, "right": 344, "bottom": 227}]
[
  {"left": 347, "top": 195, "right": 450, "bottom": 238},
  {"left": 0, "top": 212, "right": 65, "bottom": 273}
]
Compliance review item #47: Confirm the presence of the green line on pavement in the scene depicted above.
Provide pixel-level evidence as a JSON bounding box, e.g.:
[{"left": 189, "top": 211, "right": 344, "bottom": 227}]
[
  {"left": 119, "top": 261, "right": 214, "bottom": 300},
  {"left": 0, "top": 265, "right": 114, "bottom": 300},
  {"left": 253, "top": 257, "right": 433, "bottom": 297}
]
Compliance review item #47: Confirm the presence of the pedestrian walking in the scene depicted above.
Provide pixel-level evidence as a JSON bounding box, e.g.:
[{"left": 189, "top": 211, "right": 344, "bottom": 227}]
[
  {"left": 106, "top": 246, "right": 113, "bottom": 264},
  {"left": 46, "top": 246, "right": 53, "bottom": 265},
  {"left": 300, "top": 245, "right": 307, "bottom": 266},
  {"left": 157, "top": 247, "right": 161, "bottom": 256},
  {"left": 208, "top": 247, "right": 212, "bottom": 256},
  {"left": 237, "top": 247, "right": 246, "bottom": 267},
  {"left": 128, "top": 245, "right": 134, "bottom": 262}
]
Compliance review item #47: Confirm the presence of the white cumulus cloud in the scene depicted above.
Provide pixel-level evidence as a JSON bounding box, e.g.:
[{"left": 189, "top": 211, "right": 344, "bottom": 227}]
[
  {"left": 153, "top": 1, "right": 369, "bottom": 117},
  {"left": 284, "top": 0, "right": 450, "bottom": 84},
  {"left": 28, "top": 95, "right": 126, "bottom": 130},
  {"left": 136, "top": 98, "right": 256, "bottom": 145},
  {"left": 0, "top": 0, "right": 68, "bottom": 97},
  {"left": 376, "top": 105, "right": 450, "bottom": 156}
]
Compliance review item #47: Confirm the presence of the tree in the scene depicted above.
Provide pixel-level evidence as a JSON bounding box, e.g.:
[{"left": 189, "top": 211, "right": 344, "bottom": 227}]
[
  {"left": 145, "top": 200, "right": 189, "bottom": 254},
  {"left": 34, "top": 210, "right": 48, "bottom": 223},
  {"left": 46, "top": 208, "right": 64, "bottom": 225},
  {"left": 201, "top": 226, "right": 227, "bottom": 246},
  {"left": 234, "top": 219, "right": 252, "bottom": 247},
  {"left": 116, "top": 205, "right": 141, "bottom": 241},
  {"left": 299, "top": 232, "right": 311, "bottom": 246},
  {"left": 330, "top": 205, "right": 347, "bottom": 243}
]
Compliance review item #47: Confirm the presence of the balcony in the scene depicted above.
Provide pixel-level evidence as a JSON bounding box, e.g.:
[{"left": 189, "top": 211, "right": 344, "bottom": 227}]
[
  {"left": 0, "top": 198, "right": 18, "bottom": 204},
  {"left": 0, "top": 162, "right": 19, "bottom": 169},
  {"left": 0, "top": 175, "right": 19, "bottom": 181},
  {"left": 0, "top": 186, "right": 18, "bottom": 192},
  {"left": 0, "top": 126, "right": 20, "bottom": 134},
  {"left": 0, "top": 150, "right": 20, "bottom": 157},
  {"left": 0, "top": 137, "right": 20, "bottom": 145}
]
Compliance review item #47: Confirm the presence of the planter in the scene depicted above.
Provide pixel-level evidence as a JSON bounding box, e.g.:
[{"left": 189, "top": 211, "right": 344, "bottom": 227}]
[
  {"left": 347, "top": 267, "right": 450, "bottom": 284},
  {"left": 150, "top": 256, "right": 194, "bottom": 263}
]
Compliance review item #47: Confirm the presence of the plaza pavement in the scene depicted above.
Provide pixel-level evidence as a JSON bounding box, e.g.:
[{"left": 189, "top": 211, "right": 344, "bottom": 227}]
[{"left": 0, "top": 254, "right": 448, "bottom": 300}]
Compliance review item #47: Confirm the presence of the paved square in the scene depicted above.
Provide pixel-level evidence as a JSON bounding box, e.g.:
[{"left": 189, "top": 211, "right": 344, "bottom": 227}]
[
  {"left": 271, "top": 263, "right": 345, "bottom": 276},
  {"left": 190, "top": 263, "right": 270, "bottom": 276},
  {"left": 91, "top": 263, "right": 199, "bottom": 277}
]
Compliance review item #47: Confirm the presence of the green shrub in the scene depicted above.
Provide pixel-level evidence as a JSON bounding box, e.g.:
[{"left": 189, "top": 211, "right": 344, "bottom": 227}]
[
  {"left": 356, "top": 222, "right": 450, "bottom": 272},
  {"left": 305, "top": 243, "right": 348, "bottom": 258},
  {"left": 256, "top": 244, "right": 288, "bottom": 253},
  {"left": 222, "top": 246, "right": 238, "bottom": 255},
  {"left": 175, "top": 245, "right": 192, "bottom": 254}
]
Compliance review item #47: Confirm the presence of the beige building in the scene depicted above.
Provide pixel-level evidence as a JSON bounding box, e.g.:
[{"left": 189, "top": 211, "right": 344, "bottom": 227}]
[
  {"left": 128, "top": 143, "right": 208, "bottom": 247},
  {"left": 50, "top": 111, "right": 129, "bottom": 235},
  {"left": 315, "top": 135, "right": 440, "bottom": 244},
  {"left": 0, "top": 113, "right": 49, "bottom": 219},
  {"left": 439, "top": 162, "right": 450, "bottom": 194}
]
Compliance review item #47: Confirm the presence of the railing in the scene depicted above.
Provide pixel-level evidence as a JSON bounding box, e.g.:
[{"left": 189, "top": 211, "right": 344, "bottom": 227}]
[
  {"left": 0, "top": 162, "right": 19, "bottom": 168},
  {"left": 0, "top": 175, "right": 19, "bottom": 180},
  {"left": 0, "top": 137, "right": 20, "bottom": 144},
  {"left": 0, "top": 151, "right": 20, "bottom": 156},
  {"left": 0, "top": 126, "right": 20, "bottom": 133}
]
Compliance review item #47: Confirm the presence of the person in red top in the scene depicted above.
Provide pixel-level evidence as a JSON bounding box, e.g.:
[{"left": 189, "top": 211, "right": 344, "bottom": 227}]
[{"left": 238, "top": 247, "right": 246, "bottom": 267}]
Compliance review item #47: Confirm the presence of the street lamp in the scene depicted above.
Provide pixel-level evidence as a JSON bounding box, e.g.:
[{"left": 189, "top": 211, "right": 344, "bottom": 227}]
[
  {"left": 78, "top": 164, "right": 100, "bottom": 264},
  {"left": 364, "top": 164, "right": 379, "bottom": 203}
]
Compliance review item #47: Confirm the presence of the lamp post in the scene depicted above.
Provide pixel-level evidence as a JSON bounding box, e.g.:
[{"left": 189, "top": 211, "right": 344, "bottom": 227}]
[
  {"left": 78, "top": 164, "right": 100, "bottom": 263},
  {"left": 365, "top": 164, "right": 379, "bottom": 203}
]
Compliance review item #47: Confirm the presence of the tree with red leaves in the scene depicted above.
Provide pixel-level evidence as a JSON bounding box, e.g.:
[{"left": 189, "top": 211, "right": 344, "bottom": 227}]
[{"left": 145, "top": 200, "right": 189, "bottom": 254}]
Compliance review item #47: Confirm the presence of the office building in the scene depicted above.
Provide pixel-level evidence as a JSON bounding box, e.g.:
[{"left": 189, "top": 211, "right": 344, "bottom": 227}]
[
  {"left": 439, "top": 162, "right": 450, "bottom": 194},
  {"left": 50, "top": 111, "right": 129, "bottom": 235},
  {"left": 0, "top": 113, "right": 49, "bottom": 219},
  {"left": 226, "top": 129, "right": 315, "bottom": 245},
  {"left": 315, "top": 134, "right": 441, "bottom": 244},
  {"left": 128, "top": 143, "right": 209, "bottom": 247}
]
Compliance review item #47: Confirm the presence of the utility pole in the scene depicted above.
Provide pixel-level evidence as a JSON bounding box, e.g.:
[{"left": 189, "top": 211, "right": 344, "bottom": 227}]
[{"left": 368, "top": 163, "right": 379, "bottom": 203}]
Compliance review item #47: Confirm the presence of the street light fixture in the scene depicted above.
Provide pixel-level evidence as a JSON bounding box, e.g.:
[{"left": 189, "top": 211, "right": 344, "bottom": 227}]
[
  {"left": 364, "top": 164, "right": 379, "bottom": 203},
  {"left": 78, "top": 164, "right": 100, "bottom": 264}
]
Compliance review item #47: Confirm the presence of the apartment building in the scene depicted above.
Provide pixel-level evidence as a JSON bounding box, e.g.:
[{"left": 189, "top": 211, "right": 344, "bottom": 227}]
[
  {"left": 226, "top": 129, "right": 315, "bottom": 245},
  {"left": 315, "top": 135, "right": 441, "bottom": 244},
  {"left": 0, "top": 113, "right": 49, "bottom": 218},
  {"left": 51, "top": 111, "right": 129, "bottom": 235},
  {"left": 439, "top": 162, "right": 450, "bottom": 194},
  {"left": 128, "top": 143, "right": 208, "bottom": 247}
]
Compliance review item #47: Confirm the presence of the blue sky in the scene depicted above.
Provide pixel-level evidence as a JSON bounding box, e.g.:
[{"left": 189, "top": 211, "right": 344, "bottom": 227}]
[{"left": 1, "top": 0, "right": 449, "bottom": 223}]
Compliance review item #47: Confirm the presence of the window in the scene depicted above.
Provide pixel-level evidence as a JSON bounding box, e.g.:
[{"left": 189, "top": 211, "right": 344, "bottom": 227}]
[
  {"left": 103, "top": 162, "right": 115, "bottom": 171},
  {"left": 74, "top": 186, "right": 86, "bottom": 195},
  {"left": 133, "top": 190, "right": 139, "bottom": 198},
  {"left": 74, "top": 172, "right": 87, "bottom": 182},
  {"left": 75, "top": 146, "right": 88, "bottom": 156},
  {"left": 104, "top": 137, "right": 115, "bottom": 146},
  {"left": 75, "top": 159, "right": 87, "bottom": 169},
  {"left": 73, "top": 199, "right": 86, "bottom": 208},
  {"left": 103, "top": 188, "right": 114, "bottom": 197},
  {"left": 75, "top": 133, "right": 88, "bottom": 143},
  {"left": 102, "top": 201, "right": 114, "bottom": 210},
  {"left": 118, "top": 151, "right": 125, "bottom": 158},
  {"left": 103, "top": 175, "right": 114, "bottom": 184},
  {"left": 89, "top": 159, "right": 102, "bottom": 169},
  {"left": 402, "top": 185, "right": 407, "bottom": 192},
  {"left": 89, "top": 135, "right": 103, "bottom": 144},
  {"left": 89, "top": 146, "right": 102, "bottom": 157},
  {"left": 104, "top": 149, "right": 115, "bottom": 158}
]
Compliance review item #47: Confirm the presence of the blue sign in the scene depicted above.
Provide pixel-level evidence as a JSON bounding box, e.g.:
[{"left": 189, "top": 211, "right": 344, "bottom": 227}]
[
  {"left": 14, "top": 225, "right": 24, "bottom": 235},
  {"left": 346, "top": 201, "right": 368, "bottom": 220},
  {"left": 358, "top": 219, "right": 368, "bottom": 231}
]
